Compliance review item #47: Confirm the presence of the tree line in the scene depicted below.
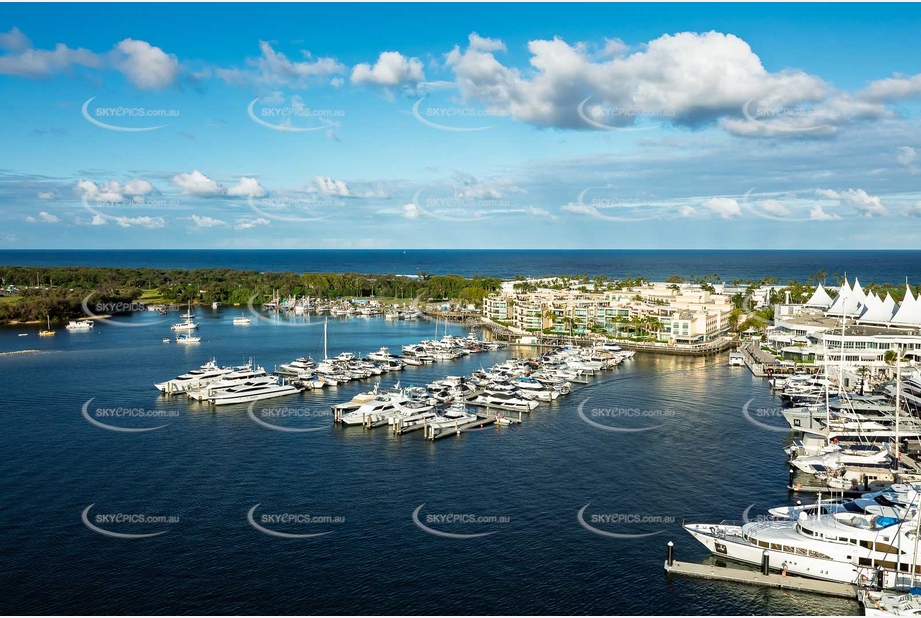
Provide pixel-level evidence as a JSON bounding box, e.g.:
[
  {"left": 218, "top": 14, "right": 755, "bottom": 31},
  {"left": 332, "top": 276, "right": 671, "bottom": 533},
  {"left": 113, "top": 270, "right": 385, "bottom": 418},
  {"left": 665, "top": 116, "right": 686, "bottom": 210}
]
[{"left": 0, "top": 266, "right": 502, "bottom": 324}]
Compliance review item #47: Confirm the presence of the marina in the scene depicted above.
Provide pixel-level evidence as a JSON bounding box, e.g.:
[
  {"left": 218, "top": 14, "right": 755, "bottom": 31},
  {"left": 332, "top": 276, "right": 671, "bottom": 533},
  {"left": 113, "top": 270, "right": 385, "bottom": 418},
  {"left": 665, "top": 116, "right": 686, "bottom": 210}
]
[
  {"left": 0, "top": 277, "right": 876, "bottom": 616},
  {"left": 4, "top": 0, "right": 919, "bottom": 613}
]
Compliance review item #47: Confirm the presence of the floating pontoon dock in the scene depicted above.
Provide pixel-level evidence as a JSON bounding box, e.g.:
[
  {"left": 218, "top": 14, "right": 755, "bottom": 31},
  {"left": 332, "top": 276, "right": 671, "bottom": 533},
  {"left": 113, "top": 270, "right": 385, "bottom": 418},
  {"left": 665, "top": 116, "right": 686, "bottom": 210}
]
[{"left": 664, "top": 559, "right": 858, "bottom": 598}]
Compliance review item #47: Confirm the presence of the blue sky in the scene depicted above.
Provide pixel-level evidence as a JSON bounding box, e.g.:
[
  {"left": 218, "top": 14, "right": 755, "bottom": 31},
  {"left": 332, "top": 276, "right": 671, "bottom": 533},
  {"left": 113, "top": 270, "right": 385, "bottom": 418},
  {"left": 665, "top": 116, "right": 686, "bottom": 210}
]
[{"left": 2, "top": 3, "right": 921, "bottom": 249}]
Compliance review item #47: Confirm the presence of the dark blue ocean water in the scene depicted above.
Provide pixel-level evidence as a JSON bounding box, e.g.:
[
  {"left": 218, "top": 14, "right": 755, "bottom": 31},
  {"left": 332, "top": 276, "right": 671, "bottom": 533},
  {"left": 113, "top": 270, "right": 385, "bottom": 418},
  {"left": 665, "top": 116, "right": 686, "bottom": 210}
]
[
  {"left": 1, "top": 310, "right": 857, "bottom": 615},
  {"left": 2, "top": 249, "right": 921, "bottom": 283}
]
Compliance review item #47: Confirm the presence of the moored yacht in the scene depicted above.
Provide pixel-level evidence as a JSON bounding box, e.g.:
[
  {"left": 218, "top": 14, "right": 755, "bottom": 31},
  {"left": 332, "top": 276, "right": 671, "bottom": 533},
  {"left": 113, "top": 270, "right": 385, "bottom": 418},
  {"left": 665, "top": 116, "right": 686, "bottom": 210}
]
[
  {"left": 186, "top": 361, "right": 269, "bottom": 400},
  {"left": 684, "top": 499, "right": 921, "bottom": 588},
  {"left": 472, "top": 391, "right": 539, "bottom": 411},
  {"left": 155, "top": 359, "right": 231, "bottom": 393},
  {"left": 65, "top": 319, "right": 94, "bottom": 330},
  {"left": 207, "top": 378, "right": 299, "bottom": 406}
]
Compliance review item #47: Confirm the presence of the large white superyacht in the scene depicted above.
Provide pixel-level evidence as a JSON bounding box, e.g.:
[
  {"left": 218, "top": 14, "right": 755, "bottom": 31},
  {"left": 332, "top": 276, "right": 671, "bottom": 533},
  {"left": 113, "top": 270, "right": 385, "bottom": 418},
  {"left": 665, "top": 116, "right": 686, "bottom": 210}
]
[
  {"left": 207, "top": 377, "right": 299, "bottom": 406},
  {"left": 684, "top": 499, "right": 921, "bottom": 588}
]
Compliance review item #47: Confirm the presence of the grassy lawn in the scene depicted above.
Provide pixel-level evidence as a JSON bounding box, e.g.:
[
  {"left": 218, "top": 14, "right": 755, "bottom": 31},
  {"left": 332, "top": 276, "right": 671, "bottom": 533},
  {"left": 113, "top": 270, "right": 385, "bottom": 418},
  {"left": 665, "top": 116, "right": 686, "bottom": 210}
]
[
  {"left": 138, "top": 290, "right": 165, "bottom": 302},
  {"left": 0, "top": 295, "right": 21, "bottom": 304}
]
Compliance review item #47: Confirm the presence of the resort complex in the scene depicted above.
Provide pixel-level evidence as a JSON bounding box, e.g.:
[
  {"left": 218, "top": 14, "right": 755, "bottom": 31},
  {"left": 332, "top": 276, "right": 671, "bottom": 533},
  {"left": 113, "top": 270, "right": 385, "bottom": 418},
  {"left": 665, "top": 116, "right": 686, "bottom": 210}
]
[
  {"left": 771, "top": 278, "right": 921, "bottom": 368},
  {"left": 483, "top": 279, "right": 734, "bottom": 343}
]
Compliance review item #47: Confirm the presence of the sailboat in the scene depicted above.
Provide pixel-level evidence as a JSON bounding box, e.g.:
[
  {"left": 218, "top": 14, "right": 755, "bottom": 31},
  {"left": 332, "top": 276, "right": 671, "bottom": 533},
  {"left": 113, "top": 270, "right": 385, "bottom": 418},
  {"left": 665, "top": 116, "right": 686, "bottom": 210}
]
[
  {"left": 171, "top": 300, "right": 199, "bottom": 331},
  {"left": 38, "top": 315, "right": 55, "bottom": 337}
]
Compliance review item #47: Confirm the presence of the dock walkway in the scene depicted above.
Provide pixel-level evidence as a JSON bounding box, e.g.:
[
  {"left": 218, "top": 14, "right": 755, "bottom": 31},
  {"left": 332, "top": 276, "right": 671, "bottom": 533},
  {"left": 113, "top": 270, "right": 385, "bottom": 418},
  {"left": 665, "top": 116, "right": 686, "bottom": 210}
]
[{"left": 664, "top": 560, "right": 858, "bottom": 598}]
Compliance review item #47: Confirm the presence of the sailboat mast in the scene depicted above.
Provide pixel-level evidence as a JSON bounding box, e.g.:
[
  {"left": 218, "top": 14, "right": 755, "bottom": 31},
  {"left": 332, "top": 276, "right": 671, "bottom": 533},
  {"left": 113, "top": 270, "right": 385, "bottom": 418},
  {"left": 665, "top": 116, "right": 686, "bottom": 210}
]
[
  {"left": 323, "top": 318, "right": 328, "bottom": 360},
  {"left": 896, "top": 345, "right": 902, "bottom": 464},
  {"left": 823, "top": 336, "right": 830, "bottom": 439}
]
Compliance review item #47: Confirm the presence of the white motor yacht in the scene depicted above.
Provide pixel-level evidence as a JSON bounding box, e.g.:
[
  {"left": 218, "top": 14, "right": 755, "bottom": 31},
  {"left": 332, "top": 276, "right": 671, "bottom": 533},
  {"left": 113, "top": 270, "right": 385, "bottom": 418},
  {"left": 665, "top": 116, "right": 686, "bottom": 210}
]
[
  {"left": 65, "top": 320, "right": 94, "bottom": 330},
  {"left": 472, "top": 392, "right": 539, "bottom": 411},
  {"left": 186, "top": 362, "right": 269, "bottom": 400},
  {"left": 207, "top": 378, "right": 299, "bottom": 406},
  {"left": 154, "top": 360, "right": 231, "bottom": 393}
]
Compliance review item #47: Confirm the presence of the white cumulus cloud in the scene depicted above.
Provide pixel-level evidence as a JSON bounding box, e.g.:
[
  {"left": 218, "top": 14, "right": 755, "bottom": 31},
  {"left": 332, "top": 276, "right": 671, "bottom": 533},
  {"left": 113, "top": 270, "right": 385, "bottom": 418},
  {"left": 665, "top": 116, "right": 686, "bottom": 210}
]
[
  {"left": 701, "top": 197, "right": 742, "bottom": 219},
  {"left": 171, "top": 170, "right": 222, "bottom": 196},
  {"left": 113, "top": 39, "right": 179, "bottom": 89},
  {"left": 351, "top": 51, "right": 425, "bottom": 88}
]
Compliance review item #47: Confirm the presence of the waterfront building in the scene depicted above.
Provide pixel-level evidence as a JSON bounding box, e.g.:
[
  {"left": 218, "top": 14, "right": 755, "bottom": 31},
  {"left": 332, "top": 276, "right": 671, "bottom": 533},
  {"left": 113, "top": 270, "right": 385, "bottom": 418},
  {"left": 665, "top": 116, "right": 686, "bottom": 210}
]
[
  {"left": 770, "top": 278, "right": 921, "bottom": 370},
  {"left": 483, "top": 280, "right": 733, "bottom": 343}
]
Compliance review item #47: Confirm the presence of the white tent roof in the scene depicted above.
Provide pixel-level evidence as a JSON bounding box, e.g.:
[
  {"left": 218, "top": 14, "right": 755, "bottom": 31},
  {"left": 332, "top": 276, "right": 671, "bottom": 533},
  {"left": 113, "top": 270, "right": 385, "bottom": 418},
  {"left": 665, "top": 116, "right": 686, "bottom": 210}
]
[
  {"left": 804, "top": 284, "right": 833, "bottom": 308},
  {"left": 826, "top": 278, "right": 863, "bottom": 316},
  {"left": 852, "top": 278, "right": 868, "bottom": 306},
  {"left": 857, "top": 291, "right": 879, "bottom": 318},
  {"left": 891, "top": 285, "right": 921, "bottom": 327},
  {"left": 859, "top": 292, "right": 898, "bottom": 324}
]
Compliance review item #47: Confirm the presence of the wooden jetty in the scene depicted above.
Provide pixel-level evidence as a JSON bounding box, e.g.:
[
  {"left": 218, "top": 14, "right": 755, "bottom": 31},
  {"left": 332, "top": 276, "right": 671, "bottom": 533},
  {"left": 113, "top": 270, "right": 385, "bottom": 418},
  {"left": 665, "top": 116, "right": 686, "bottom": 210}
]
[{"left": 424, "top": 411, "right": 522, "bottom": 440}]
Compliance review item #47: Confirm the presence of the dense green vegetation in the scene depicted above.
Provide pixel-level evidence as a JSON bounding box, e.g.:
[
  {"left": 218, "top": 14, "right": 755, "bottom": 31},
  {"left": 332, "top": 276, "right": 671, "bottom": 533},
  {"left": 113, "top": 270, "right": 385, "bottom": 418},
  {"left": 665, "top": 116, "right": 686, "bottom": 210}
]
[{"left": 0, "top": 266, "right": 501, "bottom": 324}]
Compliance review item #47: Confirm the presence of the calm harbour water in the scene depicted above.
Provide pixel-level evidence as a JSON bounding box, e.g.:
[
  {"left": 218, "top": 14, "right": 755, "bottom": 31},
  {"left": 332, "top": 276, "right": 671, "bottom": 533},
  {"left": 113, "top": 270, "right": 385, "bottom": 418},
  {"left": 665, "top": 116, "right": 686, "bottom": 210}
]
[
  {"left": 2, "top": 249, "right": 921, "bottom": 283},
  {"left": 1, "top": 308, "right": 858, "bottom": 615}
]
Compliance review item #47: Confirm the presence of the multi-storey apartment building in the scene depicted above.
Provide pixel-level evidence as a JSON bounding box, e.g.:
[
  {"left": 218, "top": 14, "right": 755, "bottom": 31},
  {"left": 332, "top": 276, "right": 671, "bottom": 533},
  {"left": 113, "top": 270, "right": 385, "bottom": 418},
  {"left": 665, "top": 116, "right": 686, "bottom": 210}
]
[{"left": 483, "top": 281, "right": 733, "bottom": 342}]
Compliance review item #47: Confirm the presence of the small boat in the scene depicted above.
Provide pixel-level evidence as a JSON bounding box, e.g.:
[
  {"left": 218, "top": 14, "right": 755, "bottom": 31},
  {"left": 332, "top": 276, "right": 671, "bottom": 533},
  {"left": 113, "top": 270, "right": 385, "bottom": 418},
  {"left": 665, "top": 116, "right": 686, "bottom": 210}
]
[
  {"left": 65, "top": 319, "right": 94, "bottom": 331},
  {"left": 162, "top": 338, "right": 170, "bottom": 343},
  {"left": 232, "top": 315, "right": 251, "bottom": 325},
  {"left": 861, "top": 589, "right": 921, "bottom": 615},
  {"left": 18, "top": 333, "right": 27, "bottom": 337},
  {"left": 38, "top": 315, "right": 55, "bottom": 337},
  {"left": 171, "top": 319, "right": 198, "bottom": 331},
  {"left": 176, "top": 334, "right": 201, "bottom": 344}
]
